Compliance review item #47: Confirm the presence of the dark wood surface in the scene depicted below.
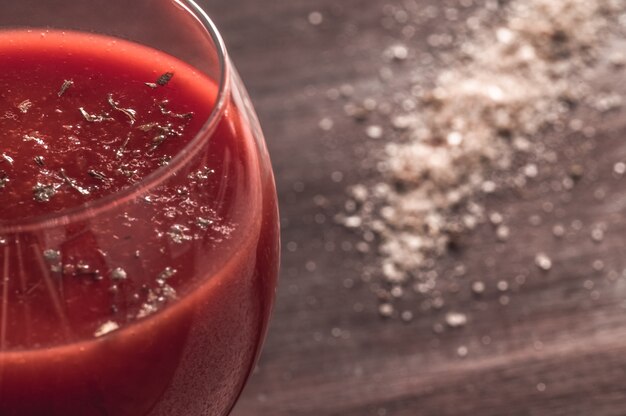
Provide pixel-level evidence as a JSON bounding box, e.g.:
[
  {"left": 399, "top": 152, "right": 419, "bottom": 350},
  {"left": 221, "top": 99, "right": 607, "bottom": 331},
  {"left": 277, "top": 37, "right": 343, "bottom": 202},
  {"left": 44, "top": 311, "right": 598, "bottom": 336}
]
[{"left": 200, "top": 1, "right": 626, "bottom": 415}]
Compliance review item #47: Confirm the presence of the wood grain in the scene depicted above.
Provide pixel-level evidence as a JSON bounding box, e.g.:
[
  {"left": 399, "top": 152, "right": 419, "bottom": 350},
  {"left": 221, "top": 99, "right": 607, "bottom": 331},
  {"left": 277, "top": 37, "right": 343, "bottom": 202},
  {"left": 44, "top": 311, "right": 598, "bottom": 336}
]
[{"left": 199, "top": 1, "right": 626, "bottom": 415}]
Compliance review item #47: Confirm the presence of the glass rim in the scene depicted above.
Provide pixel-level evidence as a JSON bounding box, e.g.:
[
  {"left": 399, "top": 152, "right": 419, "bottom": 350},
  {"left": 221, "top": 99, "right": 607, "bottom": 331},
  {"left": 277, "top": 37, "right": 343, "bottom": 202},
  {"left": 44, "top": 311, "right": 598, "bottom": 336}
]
[{"left": 0, "top": 0, "right": 230, "bottom": 234}]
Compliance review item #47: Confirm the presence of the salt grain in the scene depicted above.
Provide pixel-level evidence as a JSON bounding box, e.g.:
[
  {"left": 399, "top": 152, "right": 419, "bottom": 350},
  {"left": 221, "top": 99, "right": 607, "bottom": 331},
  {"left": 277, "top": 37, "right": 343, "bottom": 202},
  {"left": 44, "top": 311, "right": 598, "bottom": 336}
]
[
  {"left": 319, "top": 117, "right": 334, "bottom": 131},
  {"left": 552, "top": 224, "right": 566, "bottom": 238},
  {"left": 401, "top": 310, "right": 414, "bottom": 322},
  {"left": 457, "top": 345, "right": 469, "bottom": 358},
  {"left": 392, "top": 115, "right": 413, "bottom": 130},
  {"left": 523, "top": 164, "right": 539, "bottom": 178},
  {"left": 489, "top": 212, "right": 504, "bottom": 225},
  {"left": 432, "top": 323, "right": 445, "bottom": 334},
  {"left": 447, "top": 131, "right": 464, "bottom": 146},
  {"left": 344, "top": 216, "right": 363, "bottom": 228},
  {"left": 366, "top": 125, "right": 384, "bottom": 139},
  {"left": 535, "top": 253, "right": 552, "bottom": 271},
  {"left": 331, "top": 171, "right": 344, "bottom": 183},
  {"left": 445, "top": 312, "right": 468, "bottom": 328},
  {"left": 592, "top": 259, "right": 605, "bottom": 272},
  {"left": 386, "top": 44, "right": 409, "bottom": 61},
  {"left": 496, "top": 225, "right": 510, "bottom": 241},
  {"left": 472, "top": 281, "right": 486, "bottom": 295},
  {"left": 482, "top": 181, "right": 497, "bottom": 194},
  {"left": 339, "top": 84, "right": 354, "bottom": 98},
  {"left": 591, "top": 227, "right": 605, "bottom": 243},
  {"left": 379, "top": 303, "right": 394, "bottom": 318},
  {"left": 308, "top": 11, "right": 323, "bottom": 26}
]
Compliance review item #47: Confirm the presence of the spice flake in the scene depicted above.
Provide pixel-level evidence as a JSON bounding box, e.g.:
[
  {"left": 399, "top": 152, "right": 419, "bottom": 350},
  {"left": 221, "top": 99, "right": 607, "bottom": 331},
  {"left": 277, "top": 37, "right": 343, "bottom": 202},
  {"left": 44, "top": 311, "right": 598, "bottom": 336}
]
[
  {"left": 58, "top": 80, "right": 74, "bottom": 97},
  {"left": 159, "top": 100, "right": 194, "bottom": 120},
  {"left": 107, "top": 94, "right": 137, "bottom": 125},
  {"left": 2, "top": 154, "right": 14, "bottom": 165},
  {"left": 79, "top": 107, "right": 113, "bottom": 123},
  {"left": 116, "top": 135, "right": 131, "bottom": 159},
  {"left": 156, "top": 72, "right": 174, "bottom": 87},
  {"left": 88, "top": 169, "right": 110, "bottom": 182},
  {"left": 60, "top": 169, "right": 91, "bottom": 196},
  {"left": 18, "top": 100, "right": 33, "bottom": 114},
  {"left": 23, "top": 134, "right": 47, "bottom": 148}
]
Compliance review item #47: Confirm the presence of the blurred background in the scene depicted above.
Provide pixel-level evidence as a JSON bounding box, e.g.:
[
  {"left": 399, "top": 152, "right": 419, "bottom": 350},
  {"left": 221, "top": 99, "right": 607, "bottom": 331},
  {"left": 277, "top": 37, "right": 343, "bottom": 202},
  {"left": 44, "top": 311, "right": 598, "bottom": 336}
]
[{"left": 201, "top": 1, "right": 626, "bottom": 415}]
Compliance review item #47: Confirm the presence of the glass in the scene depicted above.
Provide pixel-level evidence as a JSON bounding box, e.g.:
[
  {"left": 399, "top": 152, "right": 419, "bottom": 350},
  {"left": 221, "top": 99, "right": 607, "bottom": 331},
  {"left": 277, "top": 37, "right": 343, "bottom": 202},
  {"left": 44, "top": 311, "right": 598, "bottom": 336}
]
[{"left": 0, "top": 1, "right": 279, "bottom": 415}]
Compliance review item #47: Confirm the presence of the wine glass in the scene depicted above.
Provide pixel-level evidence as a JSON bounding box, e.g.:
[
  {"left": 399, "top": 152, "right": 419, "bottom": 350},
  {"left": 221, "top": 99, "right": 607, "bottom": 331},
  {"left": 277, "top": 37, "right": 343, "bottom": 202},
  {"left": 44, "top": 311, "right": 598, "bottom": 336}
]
[{"left": 0, "top": 1, "right": 279, "bottom": 415}]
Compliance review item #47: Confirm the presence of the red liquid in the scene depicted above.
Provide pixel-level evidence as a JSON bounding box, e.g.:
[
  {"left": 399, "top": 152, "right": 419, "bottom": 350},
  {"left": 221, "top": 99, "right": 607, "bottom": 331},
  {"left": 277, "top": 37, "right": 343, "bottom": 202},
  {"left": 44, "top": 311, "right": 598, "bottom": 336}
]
[{"left": 0, "top": 31, "right": 279, "bottom": 415}]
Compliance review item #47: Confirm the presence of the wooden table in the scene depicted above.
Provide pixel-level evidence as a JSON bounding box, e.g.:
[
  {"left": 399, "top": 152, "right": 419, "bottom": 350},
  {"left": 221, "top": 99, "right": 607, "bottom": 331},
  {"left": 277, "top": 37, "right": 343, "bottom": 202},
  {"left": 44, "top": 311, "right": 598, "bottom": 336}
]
[{"left": 201, "top": 1, "right": 626, "bottom": 415}]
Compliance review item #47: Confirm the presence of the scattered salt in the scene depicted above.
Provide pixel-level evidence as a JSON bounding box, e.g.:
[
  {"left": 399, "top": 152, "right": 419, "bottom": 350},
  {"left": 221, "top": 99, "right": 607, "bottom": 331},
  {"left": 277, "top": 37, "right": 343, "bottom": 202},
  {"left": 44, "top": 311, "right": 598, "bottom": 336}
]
[{"left": 337, "top": 0, "right": 623, "bottom": 329}]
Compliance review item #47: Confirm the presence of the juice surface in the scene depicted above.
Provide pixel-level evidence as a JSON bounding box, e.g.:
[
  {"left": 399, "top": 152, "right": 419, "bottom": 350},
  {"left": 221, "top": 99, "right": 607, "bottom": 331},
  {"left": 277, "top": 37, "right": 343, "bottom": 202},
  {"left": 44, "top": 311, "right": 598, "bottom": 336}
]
[
  {"left": 0, "top": 30, "right": 279, "bottom": 416},
  {"left": 0, "top": 30, "right": 216, "bottom": 219}
]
